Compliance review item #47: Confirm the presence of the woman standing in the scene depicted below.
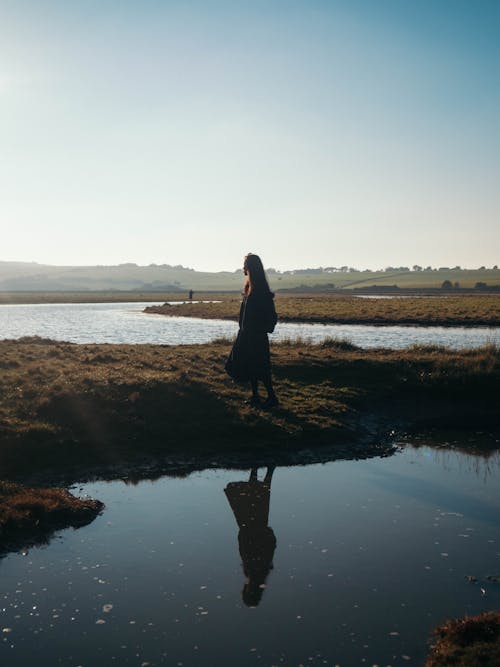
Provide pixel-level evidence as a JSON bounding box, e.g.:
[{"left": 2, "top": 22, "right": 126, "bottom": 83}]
[{"left": 225, "top": 253, "right": 278, "bottom": 409}]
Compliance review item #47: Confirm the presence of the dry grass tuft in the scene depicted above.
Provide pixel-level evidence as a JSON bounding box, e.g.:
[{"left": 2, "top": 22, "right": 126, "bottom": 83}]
[
  {"left": 0, "top": 481, "right": 103, "bottom": 529},
  {"left": 426, "top": 611, "right": 500, "bottom": 666},
  {"left": 0, "top": 480, "right": 104, "bottom": 557}
]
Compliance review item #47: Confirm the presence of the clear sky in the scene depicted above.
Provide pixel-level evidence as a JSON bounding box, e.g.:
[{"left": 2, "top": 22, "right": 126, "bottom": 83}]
[{"left": 1, "top": 0, "right": 499, "bottom": 271}]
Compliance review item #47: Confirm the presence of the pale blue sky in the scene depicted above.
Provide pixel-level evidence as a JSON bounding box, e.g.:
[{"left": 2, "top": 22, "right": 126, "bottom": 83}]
[{"left": 1, "top": 0, "right": 498, "bottom": 271}]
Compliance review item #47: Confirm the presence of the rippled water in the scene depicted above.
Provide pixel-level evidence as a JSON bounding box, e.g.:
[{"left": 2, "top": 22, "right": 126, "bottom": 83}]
[
  {"left": 1, "top": 302, "right": 499, "bottom": 348},
  {"left": 1, "top": 444, "right": 499, "bottom": 666}
]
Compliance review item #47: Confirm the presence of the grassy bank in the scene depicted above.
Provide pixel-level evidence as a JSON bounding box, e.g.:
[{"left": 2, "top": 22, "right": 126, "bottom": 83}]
[
  {"left": 426, "top": 611, "right": 500, "bottom": 666},
  {"left": 0, "top": 480, "right": 103, "bottom": 557},
  {"left": 0, "top": 291, "right": 195, "bottom": 304},
  {"left": 0, "top": 338, "right": 498, "bottom": 483},
  {"left": 145, "top": 294, "right": 500, "bottom": 326}
]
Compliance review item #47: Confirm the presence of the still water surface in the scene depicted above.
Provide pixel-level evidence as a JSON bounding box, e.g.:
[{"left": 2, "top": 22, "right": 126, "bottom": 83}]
[
  {"left": 1, "top": 444, "right": 499, "bottom": 666},
  {"left": 1, "top": 302, "right": 499, "bottom": 348}
]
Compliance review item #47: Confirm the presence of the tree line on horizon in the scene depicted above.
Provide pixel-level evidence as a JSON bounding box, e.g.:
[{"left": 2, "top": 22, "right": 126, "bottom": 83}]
[{"left": 1, "top": 260, "right": 498, "bottom": 274}]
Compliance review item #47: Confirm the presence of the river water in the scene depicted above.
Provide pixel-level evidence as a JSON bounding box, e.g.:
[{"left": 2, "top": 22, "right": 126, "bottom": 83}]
[
  {"left": 1, "top": 302, "right": 499, "bottom": 348},
  {"left": 1, "top": 442, "right": 499, "bottom": 666}
]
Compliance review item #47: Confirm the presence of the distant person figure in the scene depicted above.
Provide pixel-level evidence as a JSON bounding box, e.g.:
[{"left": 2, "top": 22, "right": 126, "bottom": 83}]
[
  {"left": 188, "top": 289, "right": 194, "bottom": 300},
  {"left": 224, "top": 467, "right": 277, "bottom": 607},
  {"left": 225, "top": 253, "right": 278, "bottom": 409}
]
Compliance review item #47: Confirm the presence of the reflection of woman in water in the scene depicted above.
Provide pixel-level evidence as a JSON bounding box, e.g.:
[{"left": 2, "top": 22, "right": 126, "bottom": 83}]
[{"left": 224, "top": 467, "right": 277, "bottom": 607}]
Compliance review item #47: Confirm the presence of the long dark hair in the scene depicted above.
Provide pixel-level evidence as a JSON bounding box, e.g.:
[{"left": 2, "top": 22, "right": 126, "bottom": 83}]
[{"left": 243, "top": 253, "right": 273, "bottom": 297}]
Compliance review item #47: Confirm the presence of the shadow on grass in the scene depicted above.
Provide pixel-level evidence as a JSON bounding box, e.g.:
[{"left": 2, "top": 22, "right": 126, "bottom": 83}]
[
  {"left": 1, "top": 377, "right": 369, "bottom": 484},
  {"left": 273, "top": 355, "right": 408, "bottom": 390}
]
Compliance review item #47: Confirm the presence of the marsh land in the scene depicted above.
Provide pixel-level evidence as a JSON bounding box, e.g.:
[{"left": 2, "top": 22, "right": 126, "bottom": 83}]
[
  {"left": 2, "top": 292, "right": 500, "bottom": 329},
  {"left": 1, "top": 335, "right": 499, "bottom": 666},
  {"left": 1, "top": 337, "right": 498, "bottom": 484},
  {"left": 146, "top": 293, "right": 500, "bottom": 326}
]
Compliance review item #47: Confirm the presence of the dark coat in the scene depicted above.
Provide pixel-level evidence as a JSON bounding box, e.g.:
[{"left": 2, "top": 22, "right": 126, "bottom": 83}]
[{"left": 225, "top": 291, "right": 276, "bottom": 382}]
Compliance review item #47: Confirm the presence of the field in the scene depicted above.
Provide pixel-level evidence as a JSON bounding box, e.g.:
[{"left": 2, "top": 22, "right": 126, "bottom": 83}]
[
  {"left": 1, "top": 263, "right": 500, "bottom": 293},
  {"left": 0, "top": 337, "right": 498, "bottom": 484},
  {"left": 145, "top": 293, "right": 500, "bottom": 326}
]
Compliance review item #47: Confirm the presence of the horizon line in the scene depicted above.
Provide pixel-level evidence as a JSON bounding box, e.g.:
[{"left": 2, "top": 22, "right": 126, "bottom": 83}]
[{"left": 1, "top": 259, "right": 499, "bottom": 274}]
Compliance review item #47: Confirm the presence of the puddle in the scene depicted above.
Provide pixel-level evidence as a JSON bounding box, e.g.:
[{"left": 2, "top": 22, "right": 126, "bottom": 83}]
[{"left": 1, "top": 443, "right": 499, "bottom": 665}]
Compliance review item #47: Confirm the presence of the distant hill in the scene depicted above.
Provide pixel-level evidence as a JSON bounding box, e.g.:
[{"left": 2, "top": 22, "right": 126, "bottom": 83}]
[
  {"left": 0, "top": 261, "right": 242, "bottom": 292},
  {"left": 0, "top": 261, "right": 499, "bottom": 292}
]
